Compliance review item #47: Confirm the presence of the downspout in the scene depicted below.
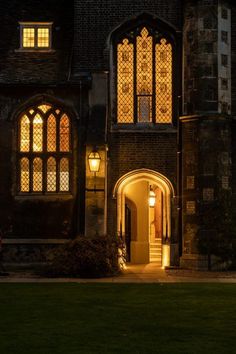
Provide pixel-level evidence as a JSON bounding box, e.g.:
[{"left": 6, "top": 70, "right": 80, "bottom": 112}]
[
  {"left": 177, "top": 104, "right": 182, "bottom": 259},
  {"left": 177, "top": 1, "right": 184, "bottom": 261},
  {"left": 104, "top": 71, "right": 109, "bottom": 235}
]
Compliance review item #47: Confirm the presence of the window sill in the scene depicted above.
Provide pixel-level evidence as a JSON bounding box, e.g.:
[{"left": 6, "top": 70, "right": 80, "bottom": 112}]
[
  {"left": 15, "top": 48, "right": 56, "bottom": 53},
  {"left": 14, "top": 194, "right": 73, "bottom": 201},
  {"left": 3, "top": 238, "right": 69, "bottom": 244},
  {"left": 111, "top": 123, "right": 177, "bottom": 133}
]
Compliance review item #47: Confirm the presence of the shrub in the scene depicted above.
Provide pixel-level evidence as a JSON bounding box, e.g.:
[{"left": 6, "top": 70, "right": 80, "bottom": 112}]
[{"left": 44, "top": 235, "right": 120, "bottom": 278}]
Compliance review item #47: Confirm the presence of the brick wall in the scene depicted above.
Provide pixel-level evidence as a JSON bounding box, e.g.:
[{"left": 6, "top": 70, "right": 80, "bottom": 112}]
[
  {"left": 0, "top": 86, "right": 85, "bottom": 238},
  {"left": 0, "top": 0, "right": 73, "bottom": 84},
  {"left": 73, "top": 0, "right": 182, "bottom": 72},
  {"left": 107, "top": 131, "right": 177, "bottom": 236}
]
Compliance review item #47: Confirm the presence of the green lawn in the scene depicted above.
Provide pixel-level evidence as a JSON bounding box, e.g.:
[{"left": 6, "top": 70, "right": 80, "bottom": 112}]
[{"left": 0, "top": 283, "right": 236, "bottom": 354}]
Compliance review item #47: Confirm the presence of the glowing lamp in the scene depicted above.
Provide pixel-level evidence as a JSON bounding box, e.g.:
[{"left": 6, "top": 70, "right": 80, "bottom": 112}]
[
  {"left": 88, "top": 150, "right": 101, "bottom": 173},
  {"left": 149, "top": 186, "right": 156, "bottom": 207}
]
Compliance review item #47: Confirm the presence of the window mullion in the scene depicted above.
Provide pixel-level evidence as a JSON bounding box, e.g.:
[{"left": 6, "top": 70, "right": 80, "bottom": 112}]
[
  {"left": 56, "top": 157, "right": 60, "bottom": 193},
  {"left": 29, "top": 116, "right": 33, "bottom": 153},
  {"left": 69, "top": 158, "right": 71, "bottom": 192},
  {"left": 152, "top": 36, "right": 156, "bottom": 124},
  {"left": 29, "top": 157, "right": 33, "bottom": 193},
  {"left": 35, "top": 27, "right": 38, "bottom": 49},
  {"left": 29, "top": 116, "right": 33, "bottom": 192},
  {"left": 56, "top": 118, "right": 60, "bottom": 192},
  {"left": 42, "top": 157, "right": 47, "bottom": 194},
  {"left": 18, "top": 158, "right": 21, "bottom": 193},
  {"left": 134, "top": 37, "right": 137, "bottom": 123}
]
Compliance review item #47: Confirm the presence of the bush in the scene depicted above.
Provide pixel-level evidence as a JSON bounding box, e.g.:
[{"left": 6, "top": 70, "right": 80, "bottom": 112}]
[{"left": 44, "top": 235, "right": 120, "bottom": 278}]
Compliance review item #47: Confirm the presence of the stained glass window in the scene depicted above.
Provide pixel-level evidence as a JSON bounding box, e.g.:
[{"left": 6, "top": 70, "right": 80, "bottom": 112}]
[
  {"left": 155, "top": 39, "right": 172, "bottom": 123},
  {"left": 33, "top": 114, "right": 43, "bottom": 152},
  {"left": 117, "top": 39, "right": 134, "bottom": 123},
  {"left": 18, "top": 104, "right": 72, "bottom": 194},
  {"left": 47, "top": 157, "right": 56, "bottom": 192},
  {"left": 47, "top": 115, "right": 56, "bottom": 152},
  {"left": 20, "top": 158, "right": 29, "bottom": 192},
  {"left": 117, "top": 26, "right": 173, "bottom": 124},
  {"left": 60, "top": 158, "right": 69, "bottom": 192},
  {"left": 20, "top": 115, "right": 30, "bottom": 152},
  {"left": 38, "top": 104, "right": 52, "bottom": 113},
  {"left": 60, "top": 114, "right": 70, "bottom": 152},
  {"left": 136, "top": 28, "right": 153, "bottom": 122},
  {"left": 33, "top": 158, "right": 43, "bottom": 192}
]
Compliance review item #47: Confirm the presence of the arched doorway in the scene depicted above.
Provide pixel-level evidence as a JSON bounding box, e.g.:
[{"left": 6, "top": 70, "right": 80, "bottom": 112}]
[{"left": 113, "top": 169, "right": 175, "bottom": 267}]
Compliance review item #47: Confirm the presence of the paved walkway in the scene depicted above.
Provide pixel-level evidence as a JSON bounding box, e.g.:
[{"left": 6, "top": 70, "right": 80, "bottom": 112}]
[{"left": 1, "top": 263, "right": 236, "bottom": 283}]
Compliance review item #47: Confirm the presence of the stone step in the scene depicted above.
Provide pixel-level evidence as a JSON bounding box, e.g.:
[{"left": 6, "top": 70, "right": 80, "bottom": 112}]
[
  {"left": 150, "top": 240, "right": 162, "bottom": 245},
  {"left": 150, "top": 245, "right": 161, "bottom": 252},
  {"left": 149, "top": 252, "right": 162, "bottom": 257},
  {"left": 150, "top": 246, "right": 161, "bottom": 251},
  {"left": 149, "top": 253, "right": 161, "bottom": 258},
  {"left": 149, "top": 246, "right": 162, "bottom": 251},
  {"left": 149, "top": 259, "right": 162, "bottom": 264},
  {"left": 150, "top": 245, "right": 161, "bottom": 249},
  {"left": 149, "top": 241, "right": 162, "bottom": 263}
]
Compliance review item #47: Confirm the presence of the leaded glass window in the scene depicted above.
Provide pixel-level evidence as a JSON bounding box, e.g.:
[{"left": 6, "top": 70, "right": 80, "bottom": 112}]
[
  {"left": 117, "top": 39, "right": 134, "bottom": 123},
  {"left": 20, "top": 22, "right": 52, "bottom": 50},
  {"left": 60, "top": 158, "right": 69, "bottom": 192},
  {"left": 33, "top": 158, "right": 43, "bottom": 192},
  {"left": 117, "top": 26, "right": 173, "bottom": 124},
  {"left": 47, "top": 115, "right": 56, "bottom": 152},
  {"left": 60, "top": 114, "right": 70, "bottom": 152},
  {"left": 18, "top": 103, "right": 72, "bottom": 194},
  {"left": 20, "top": 158, "right": 29, "bottom": 192},
  {"left": 20, "top": 116, "right": 30, "bottom": 152},
  {"left": 47, "top": 157, "right": 57, "bottom": 192}
]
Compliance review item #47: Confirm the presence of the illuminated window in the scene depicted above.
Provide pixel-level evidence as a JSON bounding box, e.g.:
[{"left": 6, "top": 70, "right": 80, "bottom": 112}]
[
  {"left": 23, "top": 28, "right": 35, "bottom": 47},
  {"left": 60, "top": 158, "right": 69, "bottom": 192},
  {"left": 33, "top": 158, "right": 43, "bottom": 192},
  {"left": 20, "top": 22, "right": 52, "bottom": 50},
  {"left": 117, "top": 26, "right": 172, "bottom": 123},
  {"left": 18, "top": 103, "right": 72, "bottom": 194},
  {"left": 20, "top": 158, "right": 29, "bottom": 192},
  {"left": 47, "top": 114, "right": 56, "bottom": 152},
  {"left": 38, "top": 28, "right": 50, "bottom": 47},
  {"left": 60, "top": 115, "right": 70, "bottom": 152},
  {"left": 47, "top": 157, "right": 57, "bottom": 192},
  {"left": 20, "top": 116, "right": 30, "bottom": 151}
]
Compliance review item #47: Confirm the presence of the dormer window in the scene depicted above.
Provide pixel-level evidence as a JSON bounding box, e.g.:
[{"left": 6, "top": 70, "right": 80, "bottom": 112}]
[{"left": 19, "top": 22, "right": 52, "bottom": 50}]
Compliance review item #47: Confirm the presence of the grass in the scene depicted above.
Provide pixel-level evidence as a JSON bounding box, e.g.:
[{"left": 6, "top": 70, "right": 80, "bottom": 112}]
[{"left": 0, "top": 283, "right": 236, "bottom": 354}]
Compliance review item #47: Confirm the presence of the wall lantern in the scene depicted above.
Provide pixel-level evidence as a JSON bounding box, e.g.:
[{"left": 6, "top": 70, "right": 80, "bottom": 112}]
[
  {"left": 149, "top": 186, "right": 156, "bottom": 207},
  {"left": 88, "top": 149, "right": 101, "bottom": 173}
]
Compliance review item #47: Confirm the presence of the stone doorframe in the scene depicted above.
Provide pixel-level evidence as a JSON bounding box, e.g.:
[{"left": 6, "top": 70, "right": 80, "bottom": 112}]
[{"left": 113, "top": 169, "right": 175, "bottom": 267}]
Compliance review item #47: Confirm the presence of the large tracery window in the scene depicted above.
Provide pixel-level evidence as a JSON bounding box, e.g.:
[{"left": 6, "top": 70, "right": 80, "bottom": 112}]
[
  {"left": 18, "top": 104, "right": 72, "bottom": 194},
  {"left": 117, "top": 27, "right": 172, "bottom": 124}
]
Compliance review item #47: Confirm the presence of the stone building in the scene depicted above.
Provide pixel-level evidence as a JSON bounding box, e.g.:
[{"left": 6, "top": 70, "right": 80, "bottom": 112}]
[{"left": 0, "top": 0, "right": 235, "bottom": 269}]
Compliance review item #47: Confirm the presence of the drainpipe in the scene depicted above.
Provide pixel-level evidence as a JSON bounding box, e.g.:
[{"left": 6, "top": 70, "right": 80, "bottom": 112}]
[
  {"left": 177, "top": 96, "right": 182, "bottom": 260},
  {"left": 104, "top": 71, "right": 109, "bottom": 235},
  {"left": 78, "top": 78, "right": 85, "bottom": 236}
]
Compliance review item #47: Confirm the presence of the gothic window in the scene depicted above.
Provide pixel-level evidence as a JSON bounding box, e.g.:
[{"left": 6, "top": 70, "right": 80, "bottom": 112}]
[
  {"left": 18, "top": 103, "right": 72, "bottom": 194},
  {"left": 117, "top": 27, "right": 172, "bottom": 124}
]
